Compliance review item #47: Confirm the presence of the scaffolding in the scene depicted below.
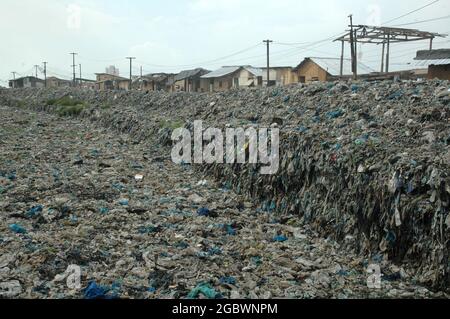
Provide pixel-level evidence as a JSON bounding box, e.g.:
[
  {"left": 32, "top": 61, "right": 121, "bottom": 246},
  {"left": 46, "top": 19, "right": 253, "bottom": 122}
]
[{"left": 334, "top": 25, "right": 447, "bottom": 77}]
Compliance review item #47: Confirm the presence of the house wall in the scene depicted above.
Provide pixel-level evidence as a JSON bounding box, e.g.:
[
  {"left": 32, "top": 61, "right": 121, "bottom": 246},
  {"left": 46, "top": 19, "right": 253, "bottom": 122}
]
[
  {"left": 47, "top": 78, "right": 71, "bottom": 88},
  {"left": 199, "top": 78, "right": 211, "bottom": 92},
  {"left": 428, "top": 64, "right": 450, "bottom": 80},
  {"left": 117, "top": 80, "right": 130, "bottom": 90},
  {"left": 262, "top": 68, "right": 296, "bottom": 85},
  {"left": 172, "top": 77, "right": 206, "bottom": 92},
  {"left": 96, "top": 74, "right": 118, "bottom": 82},
  {"left": 172, "top": 79, "right": 186, "bottom": 92},
  {"left": 237, "top": 69, "right": 261, "bottom": 87},
  {"left": 296, "top": 60, "right": 329, "bottom": 83}
]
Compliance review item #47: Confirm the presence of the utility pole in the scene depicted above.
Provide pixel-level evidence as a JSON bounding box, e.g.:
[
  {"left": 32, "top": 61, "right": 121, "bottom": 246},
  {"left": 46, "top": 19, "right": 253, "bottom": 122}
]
[
  {"left": 34, "top": 65, "right": 39, "bottom": 78},
  {"left": 340, "top": 40, "right": 344, "bottom": 77},
  {"left": 70, "top": 52, "right": 77, "bottom": 86},
  {"left": 11, "top": 72, "right": 17, "bottom": 88},
  {"left": 79, "top": 64, "right": 82, "bottom": 87},
  {"left": 43, "top": 62, "right": 48, "bottom": 87},
  {"left": 348, "top": 14, "right": 357, "bottom": 80},
  {"left": 385, "top": 34, "right": 390, "bottom": 73},
  {"left": 126, "top": 57, "right": 136, "bottom": 90},
  {"left": 140, "top": 66, "right": 143, "bottom": 78},
  {"left": 263, "top": 40, "right": 273, "bottom": 87}
]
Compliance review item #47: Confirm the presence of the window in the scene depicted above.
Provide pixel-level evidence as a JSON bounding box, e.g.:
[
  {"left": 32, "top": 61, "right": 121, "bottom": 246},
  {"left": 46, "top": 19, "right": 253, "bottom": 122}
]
[{"left": 219, "top": 81, "right": 222, "bottom": 88}]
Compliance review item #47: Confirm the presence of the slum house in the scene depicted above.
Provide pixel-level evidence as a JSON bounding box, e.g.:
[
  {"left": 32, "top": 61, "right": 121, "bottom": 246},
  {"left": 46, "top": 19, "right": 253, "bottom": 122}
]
[
  {"left": 414, "top": 49, "right": 450, "bottom": 80},
  {"left": 132, "top": 73, "right": 175, "bottom": 91},
  {"left": 293, "top": 57, "right": 374, "bottom": 83},
  {"left": 95, "top": 73, "right": 130, "bottom": 91},
  {"left": 172, "top": 68, "right": 210, "bottom": 92},
  {"left": 46, "top": 76, "right": 72, "bottom": 88},
  {"left": 200, "top": 66, "right": 263, "bottom": 92},
  {"left": 78, "top": 78, "right": 97, "bottom": 90},
  {"left": 260, "top": 66, "right": 297, "bottom": 86},
  {"left": 9, "top": 76, "right": 45, "bottom": 89}
]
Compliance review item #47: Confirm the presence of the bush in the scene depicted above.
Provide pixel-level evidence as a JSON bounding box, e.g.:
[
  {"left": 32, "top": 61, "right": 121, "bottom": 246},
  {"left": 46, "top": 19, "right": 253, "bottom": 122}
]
[
  {"left": 47, "top": 96, "right": 84, "bottom": 107},
  {"left": 56, "top": 104, "right": 86, "bottom": 117}
]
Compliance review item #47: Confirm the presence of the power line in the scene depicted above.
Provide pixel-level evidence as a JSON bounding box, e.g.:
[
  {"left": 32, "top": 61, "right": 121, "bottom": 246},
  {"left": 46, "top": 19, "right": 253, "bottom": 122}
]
[
  {"left": 136, "top": 43, "right": 262, "bottom": 69},
  {"left": 382, "top": 0, "right": 440, "bottom": 25},
  {"left": 393, "top": 14, "right": 450, "bottom": 27}
]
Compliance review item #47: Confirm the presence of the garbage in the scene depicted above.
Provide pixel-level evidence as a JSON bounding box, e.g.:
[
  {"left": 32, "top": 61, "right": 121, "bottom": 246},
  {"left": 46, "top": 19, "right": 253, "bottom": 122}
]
[
  {"left": 118, "top": 199, "right": 129, "bottom": 206},
  {"left": 9, "top": 224, "right": 27, "bottom": 234},
  {"left": 273, "top": 235, "right": 288, "bottom": 242},
  {"left": 0, "top": 81, "right": 448, "bottom": 299},
  {"left": 197, "top": 207, "right": 210, "bottom": 217},
  {"left": 0, "top": 280, "right": 22, "bottom": 298},
  {"left": 25, "top": 205, "right": 43, "bottom": 218},
  {"left": 219, "top": 276, "right": 237, "bottom": 285},
  {"left": 83, "top": 281, "right": 119, "bottom": 299},
  {"left": 187, "top": 282, "right": 221, "bottom": 299}
]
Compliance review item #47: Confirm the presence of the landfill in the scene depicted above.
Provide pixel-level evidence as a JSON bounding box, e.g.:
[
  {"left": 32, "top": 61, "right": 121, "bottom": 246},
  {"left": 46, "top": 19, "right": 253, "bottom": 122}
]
[{"left": 0, "top": 80, "right": 448, "bottom": 299}]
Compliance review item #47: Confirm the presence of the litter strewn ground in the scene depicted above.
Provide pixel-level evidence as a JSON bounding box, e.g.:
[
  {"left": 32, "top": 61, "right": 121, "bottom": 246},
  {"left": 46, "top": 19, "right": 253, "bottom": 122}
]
[{"left": 0, "top": 80, "right": 448, "bottom": 298}]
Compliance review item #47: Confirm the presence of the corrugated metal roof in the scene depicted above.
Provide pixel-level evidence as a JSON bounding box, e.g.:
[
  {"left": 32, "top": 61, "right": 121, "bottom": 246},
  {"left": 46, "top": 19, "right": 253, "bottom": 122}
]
[
  {"left": 413, "top": 59, "right": 450, "bottom": 67},
  {"left": 307, "top": 57, "right": 375, "bottom": 76},
  {"left": 245, "top": 66, "right": 263, "bottom": 77},
  {"left": 201, "top": 66, "right": 263, "bottom": 79},
  {"left": 415, "top": 49, "right": 450, "bottom": 60},
  {"left": 201, "top": 66, "right": 241, "bottom": 78},
  {"left": 174, "top": 68, "right": 209, "bottom": 81}
]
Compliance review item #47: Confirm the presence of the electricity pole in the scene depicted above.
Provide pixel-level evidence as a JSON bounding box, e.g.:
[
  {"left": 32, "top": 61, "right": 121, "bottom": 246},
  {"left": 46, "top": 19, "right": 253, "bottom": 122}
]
[
  {"left": 263, "top": 39, "right": 273, "bottom": 87},
  {"left": 70, "top": 52, "right": 77, "bottom": 86},
  {"left": 11, "top": 72, "right": 17, "bottom": 88},
  {"left": 126, "top": 57, "right": 136, "bottom": 90},
  {"left": 79, "top": 64, "right": 82, "bottom": 87},
  {"left": 348, "top": 14, "right": 357, "bottom": 80},
  {"left": 43, "top": 62, "right": 48, "bottom": 87},
  {"left": 34, "top": 65, "right": 39, "bottom": 78}
]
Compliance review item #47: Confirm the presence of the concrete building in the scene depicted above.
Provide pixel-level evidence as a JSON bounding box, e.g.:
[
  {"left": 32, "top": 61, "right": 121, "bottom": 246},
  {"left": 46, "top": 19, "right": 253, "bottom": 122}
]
[
  {"left": 172, "top": 68, "right": 210, "bottom": 92},
  {"left": 293, "top": 57, "right": 374, "bottom": 83},
  {"left": 95, "top": 73, "right": 130, "bottom": 91},
  {"left": 200, "top": 66, "right": 263, "bottom": 92},
  {"left": 9, "top": 76, "right": 45, "bottom": 88},
  {"left": 46, "top": 76, "right": 71, "bottom": 88},
  {"left": 414, "top": 49, "right": 450, "bottom": 80}
]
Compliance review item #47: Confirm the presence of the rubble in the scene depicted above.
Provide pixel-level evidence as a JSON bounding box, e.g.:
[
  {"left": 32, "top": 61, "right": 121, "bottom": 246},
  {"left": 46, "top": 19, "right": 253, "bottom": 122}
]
[{"left": 0, "top": 79, "right": 449, "bottom": 298}]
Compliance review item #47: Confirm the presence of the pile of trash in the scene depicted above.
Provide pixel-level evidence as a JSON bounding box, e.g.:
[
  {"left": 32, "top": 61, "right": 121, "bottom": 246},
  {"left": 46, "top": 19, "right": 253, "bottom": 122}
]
[{"left": 0, "top": 79, "right": 448, "bottom": 292}]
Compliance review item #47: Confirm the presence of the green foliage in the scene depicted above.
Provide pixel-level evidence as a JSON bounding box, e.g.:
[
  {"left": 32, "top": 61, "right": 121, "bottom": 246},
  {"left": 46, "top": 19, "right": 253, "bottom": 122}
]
[
  {"left": 46, "top": 96, "right": 86, "bottom": 117},
  {"left": 47, "top": 96, "right": 84, "bottom": 107},
  {"left": 56, "top": 104, "right": 86, "bottom": 117}
]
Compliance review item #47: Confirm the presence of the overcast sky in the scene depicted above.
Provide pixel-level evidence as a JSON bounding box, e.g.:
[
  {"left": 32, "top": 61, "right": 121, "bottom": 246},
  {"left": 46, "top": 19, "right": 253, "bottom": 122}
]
[{"left": 1, "top": 0, "right": 449, "bottom": 86}]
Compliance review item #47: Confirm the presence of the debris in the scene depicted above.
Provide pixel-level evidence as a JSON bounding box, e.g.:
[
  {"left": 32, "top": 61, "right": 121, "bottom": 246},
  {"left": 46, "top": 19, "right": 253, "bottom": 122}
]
[
  {"left": 0, "top": 280, "right": 22, "bottom": 298},
  {"left": 9, "top": 224, "right": 27, "bottom": 234},
  {"left": 187, "top": 282, "right": 221, "bottom": 299},
  {"left": 83, "top": 281, "right": 119, "bottom": 299},
  {"left": 0, "top": 82, "right": 448, "bottom": 298}
]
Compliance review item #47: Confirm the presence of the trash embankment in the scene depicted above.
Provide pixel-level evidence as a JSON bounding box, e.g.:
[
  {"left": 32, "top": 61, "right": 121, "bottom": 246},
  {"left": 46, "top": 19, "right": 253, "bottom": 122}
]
[{"left": 0, "top": 80, "right": 449, "bottom": 291}]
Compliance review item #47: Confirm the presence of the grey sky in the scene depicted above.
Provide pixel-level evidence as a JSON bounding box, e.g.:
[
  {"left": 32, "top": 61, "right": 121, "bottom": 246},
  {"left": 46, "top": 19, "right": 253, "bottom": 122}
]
[{"left": 1, "top": 0, "right": 449, "bottom": 86}]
